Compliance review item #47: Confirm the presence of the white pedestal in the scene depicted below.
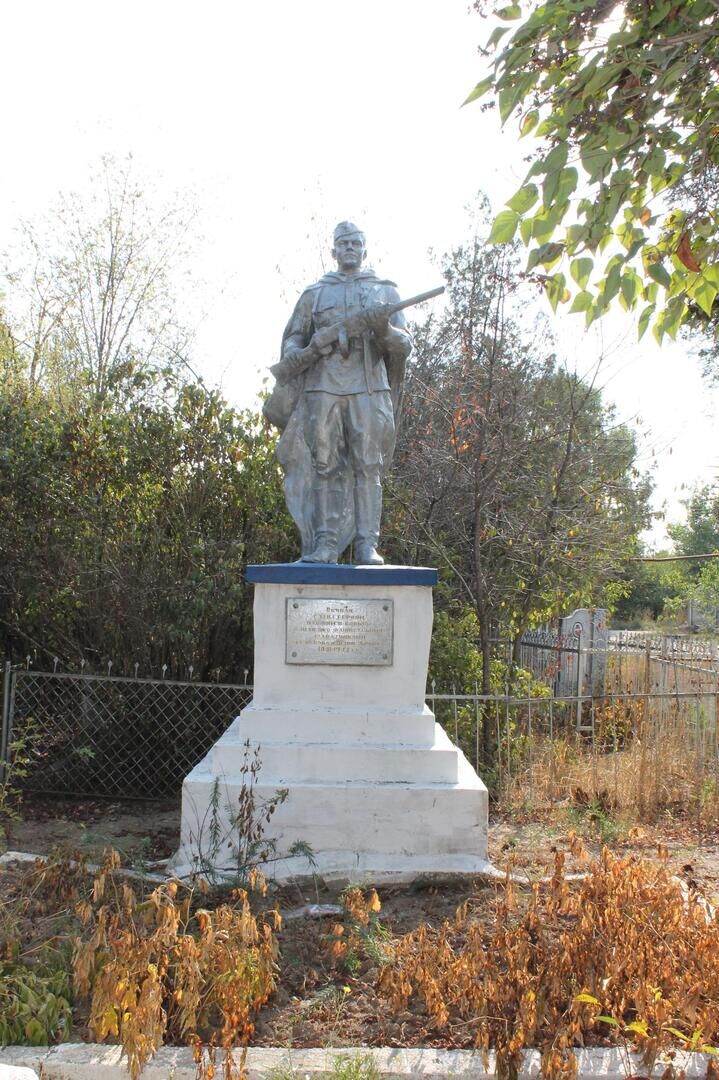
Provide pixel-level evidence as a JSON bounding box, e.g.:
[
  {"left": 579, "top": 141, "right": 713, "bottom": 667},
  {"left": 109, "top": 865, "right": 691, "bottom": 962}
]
[{"left": 174, "top": 565, "right": 489, "bottom": 884}]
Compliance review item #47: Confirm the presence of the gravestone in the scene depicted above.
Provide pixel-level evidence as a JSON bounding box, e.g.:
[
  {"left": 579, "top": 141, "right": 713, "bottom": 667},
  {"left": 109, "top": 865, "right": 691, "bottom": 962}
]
[{"left": 558, "top": 607, "right": 608, "bottom": 695}]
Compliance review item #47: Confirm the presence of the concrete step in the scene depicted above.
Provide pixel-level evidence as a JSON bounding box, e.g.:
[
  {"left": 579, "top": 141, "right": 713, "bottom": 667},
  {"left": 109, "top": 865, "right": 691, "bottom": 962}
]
[
  {"left": 222, "top": 703, "right": 437, "bottom": 748},
  {"left": 213, "top": 739, "right": 459, "bottom": 784},
  {"left": 178, "top": 751, "right": 486, "bottom": 868}
]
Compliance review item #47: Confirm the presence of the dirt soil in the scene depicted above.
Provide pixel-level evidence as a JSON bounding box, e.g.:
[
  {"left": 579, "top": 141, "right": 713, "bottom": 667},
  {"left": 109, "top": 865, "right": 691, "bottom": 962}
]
[{"left": 2, "top": 795, "right": 719, "bottom": 1050}]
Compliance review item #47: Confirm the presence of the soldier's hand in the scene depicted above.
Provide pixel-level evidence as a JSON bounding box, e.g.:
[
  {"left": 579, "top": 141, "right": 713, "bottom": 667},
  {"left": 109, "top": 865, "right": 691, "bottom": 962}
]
[
  {"left": 278, "top": 348, "right": 307, "bottom": 381},
  {"left": 365, "top": 309, "right": 391, "bottom": 338}
]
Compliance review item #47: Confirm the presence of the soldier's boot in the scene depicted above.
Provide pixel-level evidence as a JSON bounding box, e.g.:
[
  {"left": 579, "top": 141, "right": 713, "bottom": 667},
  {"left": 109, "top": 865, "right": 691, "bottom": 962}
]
[
  {"left": 354, "top": 479, "right": 384, "bottom": 566},
  {"left": 302, "top": 480, "right": 340, "bottom": 564}
]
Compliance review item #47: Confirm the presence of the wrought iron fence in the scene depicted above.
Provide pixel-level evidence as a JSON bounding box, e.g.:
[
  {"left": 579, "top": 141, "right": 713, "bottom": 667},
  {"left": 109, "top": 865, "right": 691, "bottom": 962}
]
[{"left": 1, "top": 664, "right": 252, "bottom": 799}]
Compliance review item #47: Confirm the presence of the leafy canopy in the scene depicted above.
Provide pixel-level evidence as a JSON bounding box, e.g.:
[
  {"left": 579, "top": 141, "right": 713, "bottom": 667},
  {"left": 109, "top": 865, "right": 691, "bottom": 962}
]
[{"left": 468, "top": 0, "right": 719, "bottom": 344}]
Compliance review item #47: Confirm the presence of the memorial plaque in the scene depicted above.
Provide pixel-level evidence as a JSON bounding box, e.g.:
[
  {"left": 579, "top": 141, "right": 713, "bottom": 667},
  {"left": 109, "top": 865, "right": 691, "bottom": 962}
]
[{"left": 286, "top": 598, "right": 393, "bottom": 665}]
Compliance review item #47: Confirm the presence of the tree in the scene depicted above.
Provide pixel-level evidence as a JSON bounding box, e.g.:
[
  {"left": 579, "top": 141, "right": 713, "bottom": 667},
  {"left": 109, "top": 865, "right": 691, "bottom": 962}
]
[
  {"left": 4, "top": 157, "right": 195, "bottom": 407},
  {"left": 667, "top": 484, "right": 719, "bottom": 574},
  {"left": 0, "top": 377, "right": 294, "bottom": 677},
  {"left": 384, "top": 231, "right": 651, "bottom": 731},
  {"left": 611, "top": 553, "right": 688, "bottom": 625},
  {"left": 468, "top": 0, "right": 719, "bottom": 347},
  {"left": 0, "top": 163, "right": 300, "bottom": 678}
]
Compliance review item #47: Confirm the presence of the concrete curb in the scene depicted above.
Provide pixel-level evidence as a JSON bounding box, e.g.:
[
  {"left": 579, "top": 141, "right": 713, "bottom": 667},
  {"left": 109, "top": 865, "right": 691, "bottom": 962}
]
[{"left": 0, "top": 1044, "right": 715, "bottom": 1079}]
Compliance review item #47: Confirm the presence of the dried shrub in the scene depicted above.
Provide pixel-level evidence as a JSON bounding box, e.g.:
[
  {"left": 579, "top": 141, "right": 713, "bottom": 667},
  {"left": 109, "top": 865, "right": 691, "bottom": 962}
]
[
  {"left": 73, "top": 851, "right": 279, "bottom": 1079},
  {"left": 378, "top": 850, "right": 719, "bottom": 1079}
]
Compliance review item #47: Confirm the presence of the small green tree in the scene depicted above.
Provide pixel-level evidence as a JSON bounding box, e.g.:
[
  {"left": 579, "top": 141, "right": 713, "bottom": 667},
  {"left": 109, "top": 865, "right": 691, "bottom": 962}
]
[{"left": 667, "top": 484, "right": 719, "bottom": 577}]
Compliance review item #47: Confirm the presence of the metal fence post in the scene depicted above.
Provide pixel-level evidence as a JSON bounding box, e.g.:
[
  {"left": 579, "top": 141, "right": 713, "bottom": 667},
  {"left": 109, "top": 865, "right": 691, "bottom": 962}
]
[{"left": 1, "top": 661, "right": 12, "bottom": 782}]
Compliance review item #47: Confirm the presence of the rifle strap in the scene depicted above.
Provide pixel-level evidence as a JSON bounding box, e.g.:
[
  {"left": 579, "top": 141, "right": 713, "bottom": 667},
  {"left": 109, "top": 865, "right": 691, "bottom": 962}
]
[{"left": 362, "top": 331, "right": 374, "bottom": 396}]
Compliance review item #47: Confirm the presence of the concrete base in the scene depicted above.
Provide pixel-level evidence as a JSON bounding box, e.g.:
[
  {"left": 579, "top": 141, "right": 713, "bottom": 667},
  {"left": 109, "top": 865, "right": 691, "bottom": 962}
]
[
  {"left": 1, "top": 1043, "right": 715, "bottom": 1080},
  {"left": 174, "top": 566, "right": 489, "bottom": 884}
]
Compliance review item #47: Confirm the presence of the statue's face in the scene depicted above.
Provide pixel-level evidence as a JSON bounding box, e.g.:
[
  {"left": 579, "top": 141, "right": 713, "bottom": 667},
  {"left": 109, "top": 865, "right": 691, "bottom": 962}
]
[{"left": 332, "top": 232, "right": 366, "bottom": 273}]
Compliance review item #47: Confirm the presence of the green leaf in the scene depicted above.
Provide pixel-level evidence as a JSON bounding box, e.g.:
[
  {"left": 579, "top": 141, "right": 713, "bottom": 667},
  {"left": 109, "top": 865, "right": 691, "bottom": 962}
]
[
  {"left": 664, "top": 1026, "right": 690, "bottom": 1041},
  {"left": 584, "top": 63, "right": 623, "bottom": 97},
  {"left": 498, "top": 73, "right": 539, "bottom": 124},
  {"left": 507, "top": 183, "right": 539, "bottom": 214},
  {"left": 489, "top": 210, "right": 520, "bottom": 244},
  {"left": 569, "top": 290, "right": 593, "bottom": 313},
  {"left": 483, "top": 210, "right": 518, "bottom": 245},
  {"left": 648, "top": 262, "right": 672, "bottom": 289},
  {"left": 626, "top": 1020, "right": 650, "bottom": 1037},
  {"left": 527, "top": 241, "right": 563, "bottom": 270},
  {"left": 575, "top": 993, "right": 600, "bottom": 1005},
  {"left": 637, "top": 304, "right": 655, "bottom": 340},
  {"left": 463, "top": 75, "right": 494, "bottom": 106},
  {"left": 703, "top": 264, "right": 719, "bottom": 289},
  {"left": 497, "top": 2, "right": 521, "bottom": 17},
  {"left": 570, "top": 257, "right": 593, "bottom": 289},
  {"left": 519, "top": 217, "right": 533, "bottom": 244},
  {"left": 486, "top": 24, "right": 511, "bottom": 48},
  {"left": 532, "top": 207, "right": 560, "bottom": 242},
  {"left": 601, "top": 263, "right": 622, "bottom": 305},
  {"left": 520, "top": 109, "right": 539, "bottom": 136},
  {"left": 606, "top": 26, "right": 640, "bottom": 49},
  {"left": 580, "top": 143, "right": 612, "bottom": 183},
  {"left": 690, "top": 277, "right": 717, "bottom": 317},
  {"left": 645, "top": 146, "right": 667, "bottom": 177},
  {"left": 544, "top": 272, "right": 569, "bottom": 312},
  {"left": 620, "top": 272, "right": 639, "bottom": 309},
  {"left": 566, "top": 224, "right": 589, "bottom": 254},
  {"left": 543, "top": 142, "right": 569, "bottom": 177},
  {"left": 597, "top": 1015, "right": 620, "bottom": 1027}
]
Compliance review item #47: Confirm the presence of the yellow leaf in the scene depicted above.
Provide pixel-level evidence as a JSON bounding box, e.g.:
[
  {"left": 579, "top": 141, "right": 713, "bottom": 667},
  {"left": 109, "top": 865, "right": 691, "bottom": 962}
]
[{"left": 103, "top": 1006, "right": 119, "bottom": 1037}]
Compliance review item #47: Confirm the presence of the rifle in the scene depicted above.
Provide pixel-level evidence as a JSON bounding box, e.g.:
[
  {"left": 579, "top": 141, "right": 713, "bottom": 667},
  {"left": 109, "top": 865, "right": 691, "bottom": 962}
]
[{"left": 270, "top": 285, "right": 445, "bottom": 385}]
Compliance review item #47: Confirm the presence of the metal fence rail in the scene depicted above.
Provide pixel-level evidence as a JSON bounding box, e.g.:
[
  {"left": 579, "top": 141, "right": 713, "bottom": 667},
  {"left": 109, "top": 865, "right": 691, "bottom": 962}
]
[{"left": 1, "top": 664, "right": 252, "bottom": 799}]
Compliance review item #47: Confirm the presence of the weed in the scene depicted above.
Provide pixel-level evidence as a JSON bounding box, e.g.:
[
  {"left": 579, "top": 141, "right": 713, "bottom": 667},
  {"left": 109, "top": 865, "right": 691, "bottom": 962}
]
[
  {"left": 0, "top": 963, "right": 72, "bottom": 1046},
  {"left": 190, "top": 742, "right": 289, "bottom": 887},
  {"left": 0, "top": 725, "right": 37, "bottom": 851},
  {"left": 329, "top": 1053, "right": 380, "bottom": 1080},
  {"left": 325, "top": 887, "right": 391, "bottom": 976},
  {"left": 267, "top": 1051, "right": 379, "bottom": 1080},
  {"left": 566, "top": 795, "right": 623, "bottom": 844}
]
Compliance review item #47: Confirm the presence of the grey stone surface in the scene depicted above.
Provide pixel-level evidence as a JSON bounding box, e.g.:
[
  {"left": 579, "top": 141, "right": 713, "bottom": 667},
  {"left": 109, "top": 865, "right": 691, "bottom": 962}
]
[{"left": 264, "top": 222, "right": 412, "bottom": 565}]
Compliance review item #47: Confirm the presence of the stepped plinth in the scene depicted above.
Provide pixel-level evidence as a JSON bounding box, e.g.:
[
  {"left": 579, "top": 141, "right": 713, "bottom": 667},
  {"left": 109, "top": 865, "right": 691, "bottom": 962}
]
[{"left": 174, "top": 564, "right": 489, "bottom": 884}]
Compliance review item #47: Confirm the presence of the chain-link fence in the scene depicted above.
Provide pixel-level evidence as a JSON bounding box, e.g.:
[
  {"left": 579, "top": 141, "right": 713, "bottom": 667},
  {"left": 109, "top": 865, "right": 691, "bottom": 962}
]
[
  {"left": 428, "top": 684, "right": 719, "bottom": 816},
  {"left": 3, "top": 665, "right": 719, "bottom": 816},
  {"left": 1, "top": 665, "right": 252, "bottom": 799}
]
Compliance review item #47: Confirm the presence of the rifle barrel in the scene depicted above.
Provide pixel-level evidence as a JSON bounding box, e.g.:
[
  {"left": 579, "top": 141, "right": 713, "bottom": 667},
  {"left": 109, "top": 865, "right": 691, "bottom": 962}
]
[{"left": 391, "top": 285, "right": 445, "bottom": 314}]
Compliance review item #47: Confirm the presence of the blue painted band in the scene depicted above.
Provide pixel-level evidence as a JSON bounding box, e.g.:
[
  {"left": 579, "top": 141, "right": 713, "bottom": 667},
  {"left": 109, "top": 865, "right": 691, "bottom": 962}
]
[{"left": 245, "top": 563, "right": 438, "bottom": 587}]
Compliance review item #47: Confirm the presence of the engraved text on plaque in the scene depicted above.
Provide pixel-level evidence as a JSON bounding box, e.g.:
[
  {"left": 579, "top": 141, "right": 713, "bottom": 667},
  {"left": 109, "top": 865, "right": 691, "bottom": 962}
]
[{"left": 286, "top": 598, "right": 394, "bottom": 666}]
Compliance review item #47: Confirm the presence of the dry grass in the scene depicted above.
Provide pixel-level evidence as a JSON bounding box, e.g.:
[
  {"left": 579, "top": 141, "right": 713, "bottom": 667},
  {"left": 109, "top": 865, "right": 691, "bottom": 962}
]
[{"left": 502, "top": 697, "right": 719, "bottom": 822}]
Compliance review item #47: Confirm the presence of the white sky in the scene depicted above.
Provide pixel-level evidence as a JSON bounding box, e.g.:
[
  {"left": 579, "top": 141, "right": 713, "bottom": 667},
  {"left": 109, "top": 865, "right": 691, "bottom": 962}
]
[{"left": 1, "top": 0, "right": 717, "bottom": 547}]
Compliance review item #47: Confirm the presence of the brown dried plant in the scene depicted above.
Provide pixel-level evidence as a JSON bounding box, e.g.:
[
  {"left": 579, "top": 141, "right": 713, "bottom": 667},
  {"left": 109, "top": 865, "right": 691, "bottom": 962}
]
[
  {"left": 72, "top": 851, "right": 279, "bottom": 1079},
  {"left": 325, "top": 888, "right": 389, "bottom": 975},
  {"left": 378, "top": 849, "right": 719, "bottom": 1080}
]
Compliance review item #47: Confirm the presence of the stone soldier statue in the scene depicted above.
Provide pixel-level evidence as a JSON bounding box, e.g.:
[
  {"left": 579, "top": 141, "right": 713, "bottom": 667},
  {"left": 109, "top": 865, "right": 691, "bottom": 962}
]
[{"left": 264, "top": 222, "right": 414, "bottom": 565}]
